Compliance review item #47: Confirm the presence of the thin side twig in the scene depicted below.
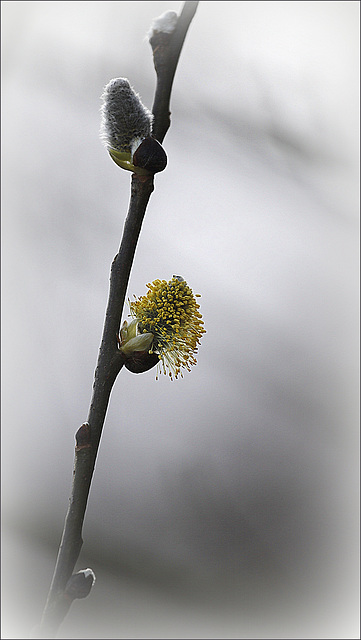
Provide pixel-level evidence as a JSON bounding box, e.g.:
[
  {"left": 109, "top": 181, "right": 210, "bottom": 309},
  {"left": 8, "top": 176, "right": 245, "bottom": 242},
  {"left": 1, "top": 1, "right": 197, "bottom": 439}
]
[{"left": 38, "top": 3, "right": 198, "bottom": 637}]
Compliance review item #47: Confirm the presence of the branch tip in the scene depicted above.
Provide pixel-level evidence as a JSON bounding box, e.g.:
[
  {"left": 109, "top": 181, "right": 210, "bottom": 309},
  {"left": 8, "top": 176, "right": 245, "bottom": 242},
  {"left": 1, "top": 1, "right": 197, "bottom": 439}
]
[{"left": 147, "top": 10, "right": 178, "bottom": 40}]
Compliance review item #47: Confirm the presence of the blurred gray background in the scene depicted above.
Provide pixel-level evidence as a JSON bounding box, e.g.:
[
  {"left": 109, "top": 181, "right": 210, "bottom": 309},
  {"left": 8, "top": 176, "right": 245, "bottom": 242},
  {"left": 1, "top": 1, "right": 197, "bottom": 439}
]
[{"left": 1, "top": 1, "right": 359, "bottom": 638}]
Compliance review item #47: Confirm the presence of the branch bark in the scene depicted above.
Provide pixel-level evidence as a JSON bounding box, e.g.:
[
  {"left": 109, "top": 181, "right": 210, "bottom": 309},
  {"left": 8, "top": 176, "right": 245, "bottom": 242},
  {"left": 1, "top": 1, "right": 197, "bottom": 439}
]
[{"left": 38, "top": 3, "right": 198, "bottom": 637}]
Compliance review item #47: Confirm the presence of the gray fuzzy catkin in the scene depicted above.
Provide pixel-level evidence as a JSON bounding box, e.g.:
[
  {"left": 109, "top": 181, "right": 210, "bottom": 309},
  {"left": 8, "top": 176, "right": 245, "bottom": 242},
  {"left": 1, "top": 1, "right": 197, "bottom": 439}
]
[{"left": 100, "top": 78, "right": 153, "bottom": 152}]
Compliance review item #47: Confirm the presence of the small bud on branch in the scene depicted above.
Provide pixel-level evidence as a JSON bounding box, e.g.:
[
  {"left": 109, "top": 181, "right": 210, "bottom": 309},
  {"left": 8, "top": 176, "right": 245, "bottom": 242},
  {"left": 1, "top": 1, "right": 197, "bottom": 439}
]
[{"left": 65, "top": 569, "right": 96, "bottom": 600}]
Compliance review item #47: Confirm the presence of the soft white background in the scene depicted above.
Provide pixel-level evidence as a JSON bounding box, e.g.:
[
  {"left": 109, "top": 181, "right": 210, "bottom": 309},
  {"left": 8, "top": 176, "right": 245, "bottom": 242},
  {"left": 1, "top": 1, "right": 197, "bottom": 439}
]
[{"left": 2, "top": 1, "right": 359, "bottom": 638}]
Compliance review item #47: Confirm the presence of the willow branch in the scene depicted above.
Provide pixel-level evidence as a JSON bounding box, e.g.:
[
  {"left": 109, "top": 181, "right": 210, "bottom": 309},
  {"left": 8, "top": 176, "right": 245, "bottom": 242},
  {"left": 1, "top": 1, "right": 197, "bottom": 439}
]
[
  {"left": 151, "top": 1, "right": 199, "bottom": 143},
  {"left": 38, "top": 3, "right": 198, "bottom": 638}
]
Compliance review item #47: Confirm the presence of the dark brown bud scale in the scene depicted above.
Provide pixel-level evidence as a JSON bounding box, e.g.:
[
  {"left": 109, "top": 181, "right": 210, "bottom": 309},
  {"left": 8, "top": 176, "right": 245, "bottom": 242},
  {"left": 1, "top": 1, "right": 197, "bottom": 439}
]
[
  {"left": 75, "top": 423, "right": 91, "bottom": 450},
  {"left": 133, "top": 137, "right": 167, "bottom": 173},
  {"left": 65, "top": 569, "right": 96, "bottom": 600},
  {"left": 124, "top": 349, "right": 159, "bottom": 374}
]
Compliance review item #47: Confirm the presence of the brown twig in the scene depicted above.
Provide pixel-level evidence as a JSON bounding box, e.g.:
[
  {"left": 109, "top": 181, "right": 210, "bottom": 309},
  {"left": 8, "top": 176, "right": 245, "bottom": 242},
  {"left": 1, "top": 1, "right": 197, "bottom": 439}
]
[{"left": 38, "top": 3, "right": 198, "bottom": 637}]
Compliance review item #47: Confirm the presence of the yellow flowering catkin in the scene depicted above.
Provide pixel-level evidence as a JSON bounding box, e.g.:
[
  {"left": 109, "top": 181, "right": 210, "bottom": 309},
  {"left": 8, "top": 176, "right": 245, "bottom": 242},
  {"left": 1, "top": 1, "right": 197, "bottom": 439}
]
[{"left": 129, "top": 277, "right": 206, "bottom": 379}]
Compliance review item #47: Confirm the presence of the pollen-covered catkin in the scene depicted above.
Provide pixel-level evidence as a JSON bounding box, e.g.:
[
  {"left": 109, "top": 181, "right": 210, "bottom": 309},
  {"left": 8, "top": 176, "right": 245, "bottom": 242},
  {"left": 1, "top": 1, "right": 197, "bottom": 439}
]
[{"left": 129, "top": 277, "right": 206, "bottom": 380}]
